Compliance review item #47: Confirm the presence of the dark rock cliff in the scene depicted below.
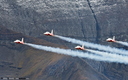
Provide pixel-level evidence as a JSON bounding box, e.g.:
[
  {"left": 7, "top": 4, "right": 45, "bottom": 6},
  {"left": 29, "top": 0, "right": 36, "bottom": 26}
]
[
  {"left": 0, "top": 0, "right": 128, "bottom": 80},
  {"left": 0, "top": 0, "right": 97, "bottom": 41}
]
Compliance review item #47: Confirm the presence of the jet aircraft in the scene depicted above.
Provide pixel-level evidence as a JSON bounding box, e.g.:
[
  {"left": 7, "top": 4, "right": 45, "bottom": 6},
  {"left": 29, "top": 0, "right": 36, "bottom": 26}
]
[
  {"left": 75, "top": 45, "right": 85, "bottom": 50},
  {"left": 14, "top": 38, "right": 24, "bottom": 44},
  {"left": 44, "top": 30, "right": 54, "bottom": 36},
  {"left": 106, "top": 36, "right": 116, "bottom": 42}
]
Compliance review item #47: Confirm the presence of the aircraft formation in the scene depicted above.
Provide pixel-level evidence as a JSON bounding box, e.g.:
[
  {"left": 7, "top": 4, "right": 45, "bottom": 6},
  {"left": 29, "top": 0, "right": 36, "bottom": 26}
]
[
  {"left": 14, "top": 30, "right": 123, "bottom": 50},
  {"left": 13, "top": 30, "right": 128, "bottom": 64},
  {"left": 13, "top": 29, "right": 128, "bottom": 52}
]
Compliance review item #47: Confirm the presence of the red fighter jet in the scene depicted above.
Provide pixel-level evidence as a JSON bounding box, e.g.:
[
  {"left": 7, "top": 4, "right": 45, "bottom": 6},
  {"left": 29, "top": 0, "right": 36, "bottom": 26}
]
[
  {"left": 14, "top": 38, "right": 24, "bottom": 44},
  {"left": 75, "top": 45, "right": 85, "bottom": 50},
  {"left": 44, "top": 30, "right": 54, "bottom": 36},
  {"left": 106, "top": 36, "right": 116, "bottom": 42}
]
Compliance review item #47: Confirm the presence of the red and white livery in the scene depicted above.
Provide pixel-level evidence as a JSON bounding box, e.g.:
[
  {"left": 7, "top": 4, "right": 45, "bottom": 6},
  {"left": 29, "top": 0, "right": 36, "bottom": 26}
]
[
  {"left": 44, "top": 30, "right": 54, "bottom": 36},
  {"left": 106, "top": 36, "right": 116, "bottom": 42},
  {"left": 75, "top": 45, "right": 85, "bottom": 50},
  {"left": 14, "top": 38, "right": 24, "bottom": 44}
]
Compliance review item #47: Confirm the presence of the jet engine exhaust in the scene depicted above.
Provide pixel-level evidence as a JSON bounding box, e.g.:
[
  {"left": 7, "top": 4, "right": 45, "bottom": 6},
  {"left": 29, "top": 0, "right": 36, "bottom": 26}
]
[
  {"left": 25, "top": 43, "right": 128, "bottom": 64},
  {"left": 54, "top": 35, "right": 128, "bottom": 56}
]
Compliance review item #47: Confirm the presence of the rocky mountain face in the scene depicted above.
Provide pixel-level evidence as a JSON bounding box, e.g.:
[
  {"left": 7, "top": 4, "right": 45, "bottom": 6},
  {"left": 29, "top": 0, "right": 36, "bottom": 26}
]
[
  {"left": 0, "top": 0, "right": 128, "bottom": 80},
  {"left": 0, "top": 0, "right": 127, "bottom": 42}
]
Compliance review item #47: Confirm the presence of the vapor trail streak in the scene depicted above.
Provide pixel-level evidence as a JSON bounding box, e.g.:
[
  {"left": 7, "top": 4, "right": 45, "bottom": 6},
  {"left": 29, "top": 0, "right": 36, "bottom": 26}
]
[
  {"left": 116, "top": 41, "right": 128, "bottom": 47},
  {"left": 86, "top": 49, "right": 128, "bottom": 61},
  {"left": 25, "top": 43, "right": 128, "bottom": 64},
  {"left": 54, "top": 35, "right": 128, "bottom": 55}
]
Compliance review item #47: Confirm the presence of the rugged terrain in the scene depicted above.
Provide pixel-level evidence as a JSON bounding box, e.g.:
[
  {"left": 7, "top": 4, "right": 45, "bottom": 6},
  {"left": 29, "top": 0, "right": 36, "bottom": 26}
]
[{"left": 0, "top": 0, "right": 128, "bottom": 80}]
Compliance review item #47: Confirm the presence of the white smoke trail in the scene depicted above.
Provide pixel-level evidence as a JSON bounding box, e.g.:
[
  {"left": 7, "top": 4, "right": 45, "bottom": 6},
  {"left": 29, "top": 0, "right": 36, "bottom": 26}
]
[
  {"left": 116, "top": 41, "right": 128, "bottom": 47},
  {"left": 24, "top": 43, "right": 128, "bottom": 64},
  {"left": 54, "top": 35, "right": 128, "bottom": 55},
  {"left": 86, "top": 49, "right": 128, "bottom": 61}
]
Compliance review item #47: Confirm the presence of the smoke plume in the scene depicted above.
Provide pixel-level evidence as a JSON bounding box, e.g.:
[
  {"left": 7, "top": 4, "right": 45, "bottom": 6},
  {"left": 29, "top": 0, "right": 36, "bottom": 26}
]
[
  {"left": 55, "top": 35, "right": 128, "bottom": 56},
  {"left": 24, "top": 43, "right": 128, "bottom": 64}
]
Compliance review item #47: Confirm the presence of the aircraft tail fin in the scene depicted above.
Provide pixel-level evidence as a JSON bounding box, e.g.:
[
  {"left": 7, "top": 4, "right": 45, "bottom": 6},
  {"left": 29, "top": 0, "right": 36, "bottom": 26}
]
[
  {"left": 113, "top": 36, "right": 115, "bottom": 40},
  {"left": 82, "top": 45, "right": 84, "bottom": 48},
  {"left": 21, "top": 38, "right": 24, "bottom": 42},
  {"left": 51, "top": 30, "right": 53, "bottom": 34}
]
